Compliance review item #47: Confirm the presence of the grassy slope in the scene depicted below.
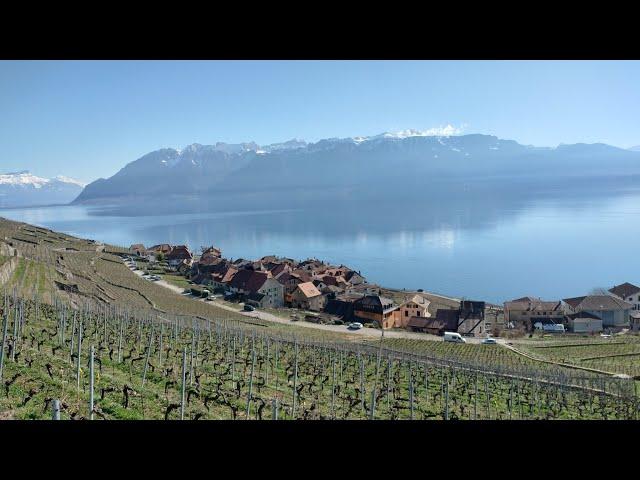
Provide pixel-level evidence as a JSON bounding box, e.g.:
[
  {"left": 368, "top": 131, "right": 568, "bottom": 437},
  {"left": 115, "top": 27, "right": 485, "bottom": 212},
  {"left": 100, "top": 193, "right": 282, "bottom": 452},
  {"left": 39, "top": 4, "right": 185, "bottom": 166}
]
[{"left": 2, "top": 299, "right": 636, "bottom": 420}]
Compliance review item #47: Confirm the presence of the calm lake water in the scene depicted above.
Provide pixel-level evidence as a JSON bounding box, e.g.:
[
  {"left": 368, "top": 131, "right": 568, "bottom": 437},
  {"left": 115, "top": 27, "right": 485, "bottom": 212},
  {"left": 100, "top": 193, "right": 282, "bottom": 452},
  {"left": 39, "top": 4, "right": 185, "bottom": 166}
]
[{"left": 2, "top": 185, "right": 640, "bottom": 304}]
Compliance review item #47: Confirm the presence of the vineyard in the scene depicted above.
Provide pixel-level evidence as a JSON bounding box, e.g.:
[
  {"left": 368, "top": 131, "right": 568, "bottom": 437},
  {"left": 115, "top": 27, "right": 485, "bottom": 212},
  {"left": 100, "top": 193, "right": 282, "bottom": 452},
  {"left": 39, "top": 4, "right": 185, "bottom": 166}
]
[
  {"left": 514, "top": 337, "right": 640, "bottom": 377},
  {"left": 0, "top": 291, "right": 638, "bottom": 420},
  {"left": 1, "top": 216, "right": 640, "bottom": 420}
]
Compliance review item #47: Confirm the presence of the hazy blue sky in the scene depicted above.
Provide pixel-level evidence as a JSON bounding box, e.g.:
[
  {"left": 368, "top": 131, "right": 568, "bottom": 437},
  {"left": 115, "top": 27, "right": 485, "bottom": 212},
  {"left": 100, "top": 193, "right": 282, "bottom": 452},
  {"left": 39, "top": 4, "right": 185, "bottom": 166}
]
[{"left": 1, "top": 60, "right": 639, "bottom": 183}]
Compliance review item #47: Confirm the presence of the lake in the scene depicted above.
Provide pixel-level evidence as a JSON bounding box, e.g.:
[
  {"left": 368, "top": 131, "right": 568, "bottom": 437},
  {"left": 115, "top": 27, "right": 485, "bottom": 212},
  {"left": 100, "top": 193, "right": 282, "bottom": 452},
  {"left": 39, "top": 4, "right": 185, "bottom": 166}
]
[{"left": 2, "top": 181, "right": 639, "bottom": 304}]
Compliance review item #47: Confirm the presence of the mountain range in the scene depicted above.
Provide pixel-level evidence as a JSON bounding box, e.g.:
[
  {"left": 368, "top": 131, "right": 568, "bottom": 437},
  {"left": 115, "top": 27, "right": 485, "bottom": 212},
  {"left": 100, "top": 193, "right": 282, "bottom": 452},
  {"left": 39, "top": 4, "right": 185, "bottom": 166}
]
[
  {"left": 73, "top": 132, "right": 640, "bottom": 208},
  {"left": 0, "top": 171, "right": 85, "bottom": 208}
]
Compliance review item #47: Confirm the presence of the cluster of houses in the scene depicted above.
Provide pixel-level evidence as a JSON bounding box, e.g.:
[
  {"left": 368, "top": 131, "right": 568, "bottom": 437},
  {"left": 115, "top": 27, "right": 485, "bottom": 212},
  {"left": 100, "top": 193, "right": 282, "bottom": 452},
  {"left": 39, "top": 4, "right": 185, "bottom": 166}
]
[
  {"left": 502, "top": 282, "right": 640, "bottom": 333},
  {"left": 128, "top": 243, "right": 640, "bottom": 337},
  {"left": 128, "top": 242, "right": 492, "bottom": 336}
]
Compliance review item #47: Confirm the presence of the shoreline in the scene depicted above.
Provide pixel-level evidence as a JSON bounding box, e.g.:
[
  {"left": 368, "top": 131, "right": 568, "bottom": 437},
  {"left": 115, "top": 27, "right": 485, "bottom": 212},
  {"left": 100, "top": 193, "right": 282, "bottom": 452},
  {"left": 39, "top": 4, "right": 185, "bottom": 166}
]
[{"left": 0, "top": 211, "right": 501, "bottom": 307}]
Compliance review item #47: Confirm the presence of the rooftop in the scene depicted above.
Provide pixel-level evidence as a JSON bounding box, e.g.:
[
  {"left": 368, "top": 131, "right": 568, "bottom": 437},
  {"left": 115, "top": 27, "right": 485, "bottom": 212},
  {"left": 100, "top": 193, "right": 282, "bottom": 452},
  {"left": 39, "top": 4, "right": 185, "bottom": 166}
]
[
  {"left": 562, "top": 294, "right": 634, "bottom": 311},
  {"left": 609, "top": 282, "right": 640, "bottom": 299},
  {"left": 296, "top": 282, "right": 322, "bottom": 298}
]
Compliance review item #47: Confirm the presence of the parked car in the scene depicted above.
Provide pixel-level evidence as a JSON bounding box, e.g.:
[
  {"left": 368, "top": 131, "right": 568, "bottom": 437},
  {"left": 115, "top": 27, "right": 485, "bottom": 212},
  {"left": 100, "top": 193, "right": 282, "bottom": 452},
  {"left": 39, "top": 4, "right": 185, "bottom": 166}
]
[
  {"left": 347, "top": 322, "right": 363, "bottom": 330},
  {"left": 443, "top": 332, "right": 466, "bottom": 343},
  {"left": 481, "top": 337, "right": 497, "bottom": 344},
  {"left": 243, "top": 304, "right": 255, "bottom": 312}
]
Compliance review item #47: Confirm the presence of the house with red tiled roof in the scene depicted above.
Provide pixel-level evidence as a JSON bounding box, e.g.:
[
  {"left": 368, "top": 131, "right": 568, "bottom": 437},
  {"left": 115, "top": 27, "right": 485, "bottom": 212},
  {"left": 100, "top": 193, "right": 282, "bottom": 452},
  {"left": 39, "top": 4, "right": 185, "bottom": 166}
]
[
  {"left": 268, "top": 262, "right": 291, "bottom": 278},
  {"left": 199, "top": 246, "right": 222, "bottom": 265},
  {"left": 291, "top": 269, "right": 312, "bottom": 283},
  {"left": 166, "top": 245, "right": 193, "bottom": 267},
  {"left": 609, "top": 282, "right": 640, "bottom": 311},
  {"left": 206, "top": 264, "right": 238, "bottom": 290},
  {"left": 228, "top": 269, "right": 283, "bottom": 307},
  {"left": 291, "top": 282, "right": 325, "bottom": 311},
  {"left": 275, "top": 271, "right": 303, "bottom": 304}
]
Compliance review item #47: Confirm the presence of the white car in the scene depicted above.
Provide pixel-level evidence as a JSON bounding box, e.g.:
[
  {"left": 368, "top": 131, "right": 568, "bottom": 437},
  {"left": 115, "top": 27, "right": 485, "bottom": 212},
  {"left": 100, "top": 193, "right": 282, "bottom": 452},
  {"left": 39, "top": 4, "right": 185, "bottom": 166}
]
[
  {"left": 348, "top": 322, "right": 363, "bottom": 330},
  {"left": 481, "top": 337, "right": 497, "bottom": 344},
  {"left": 443, "top": 332, "right": 466, "bottom": 343}
]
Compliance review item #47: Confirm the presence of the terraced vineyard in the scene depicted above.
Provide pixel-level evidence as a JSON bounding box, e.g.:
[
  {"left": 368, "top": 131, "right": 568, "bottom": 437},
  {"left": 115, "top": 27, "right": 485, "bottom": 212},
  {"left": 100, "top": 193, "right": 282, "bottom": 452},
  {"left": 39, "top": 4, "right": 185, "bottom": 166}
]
[
  {"left": 369, "top": 338, "right": 613, "bottom": 382},
  {"left": 1, "top": 293, "right": 638, "bottom": 420},
  {"left": 515, "top": 337, "right": 640, "bottom": 377},
  {"left": 0, "top": 217, "right": 366, "bottom": 343}
]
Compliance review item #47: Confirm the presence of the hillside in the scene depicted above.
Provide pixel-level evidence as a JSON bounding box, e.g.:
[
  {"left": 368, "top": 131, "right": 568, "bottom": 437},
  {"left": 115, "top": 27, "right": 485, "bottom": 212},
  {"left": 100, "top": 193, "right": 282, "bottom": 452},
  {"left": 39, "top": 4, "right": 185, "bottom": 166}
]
[
  {"left": 0, "top": 217, "right": 353, "bottom": 341},
  {"left": 0, "top": 217, "right": 637, "bottom": 420},
  {"left": 2, "top": 295, "right": 637, "bottom": 420}
]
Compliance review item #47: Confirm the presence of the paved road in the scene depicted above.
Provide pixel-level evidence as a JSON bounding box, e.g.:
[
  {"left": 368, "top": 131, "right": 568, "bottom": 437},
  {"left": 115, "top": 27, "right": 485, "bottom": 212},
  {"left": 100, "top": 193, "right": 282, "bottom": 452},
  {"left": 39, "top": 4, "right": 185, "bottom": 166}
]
[{"left": 125, "top": 261, "right": 491, "bottom": 343}]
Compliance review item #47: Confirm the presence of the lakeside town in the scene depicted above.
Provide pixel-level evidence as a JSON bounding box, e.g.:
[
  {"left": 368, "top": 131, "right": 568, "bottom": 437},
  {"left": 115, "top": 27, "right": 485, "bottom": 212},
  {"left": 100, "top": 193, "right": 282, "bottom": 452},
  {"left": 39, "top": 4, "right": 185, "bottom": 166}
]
[{"left": 127, "top": 242, "right": 640, "bottom": 338}]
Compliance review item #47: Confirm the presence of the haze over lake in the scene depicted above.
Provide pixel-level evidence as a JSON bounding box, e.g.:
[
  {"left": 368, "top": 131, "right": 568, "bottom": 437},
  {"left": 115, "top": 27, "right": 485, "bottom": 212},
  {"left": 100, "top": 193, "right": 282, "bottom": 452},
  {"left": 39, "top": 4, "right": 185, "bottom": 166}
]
[{"left": 3, "top": 177, "right": 639, "bottom": 304}]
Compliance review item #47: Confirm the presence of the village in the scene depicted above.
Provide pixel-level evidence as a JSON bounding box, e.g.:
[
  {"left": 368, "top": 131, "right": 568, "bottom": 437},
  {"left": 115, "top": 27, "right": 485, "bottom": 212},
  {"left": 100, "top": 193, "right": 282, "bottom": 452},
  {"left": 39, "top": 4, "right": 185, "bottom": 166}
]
[{"left": 127, "top": 242, "right": 640, "bottom": 339}]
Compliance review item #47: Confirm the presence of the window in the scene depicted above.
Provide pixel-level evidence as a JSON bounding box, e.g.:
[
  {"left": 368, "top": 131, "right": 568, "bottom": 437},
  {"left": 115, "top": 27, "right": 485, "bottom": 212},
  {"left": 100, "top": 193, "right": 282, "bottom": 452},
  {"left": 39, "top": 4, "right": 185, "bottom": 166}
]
[
  {"left": 405, "top": 311, "right": 408, "bottom": 317},
  {"left": 417, "top": 311, "right": 420, "bottom": 317}
]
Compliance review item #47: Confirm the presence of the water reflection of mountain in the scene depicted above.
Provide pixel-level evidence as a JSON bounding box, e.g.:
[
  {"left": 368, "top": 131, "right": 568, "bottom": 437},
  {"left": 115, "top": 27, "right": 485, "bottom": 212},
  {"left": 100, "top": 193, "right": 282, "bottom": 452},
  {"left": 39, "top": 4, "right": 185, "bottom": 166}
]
[{"left": 88, "top": 174, "right": 640, "bottom": 239}]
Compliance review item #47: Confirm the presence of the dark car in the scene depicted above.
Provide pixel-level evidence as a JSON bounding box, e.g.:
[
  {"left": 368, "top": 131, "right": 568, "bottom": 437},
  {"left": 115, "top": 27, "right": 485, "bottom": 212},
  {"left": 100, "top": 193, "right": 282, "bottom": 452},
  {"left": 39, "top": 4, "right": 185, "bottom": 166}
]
[{"left": 243, "top": 304, "right": 255, "bottom": 312}]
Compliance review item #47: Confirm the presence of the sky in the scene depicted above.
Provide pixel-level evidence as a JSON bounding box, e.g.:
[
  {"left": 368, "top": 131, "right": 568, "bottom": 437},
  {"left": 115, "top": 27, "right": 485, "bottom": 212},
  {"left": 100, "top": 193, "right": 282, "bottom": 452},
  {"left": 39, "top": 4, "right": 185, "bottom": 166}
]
[{"left": 1, "top": 60, "right": 639, "bottom": 183}]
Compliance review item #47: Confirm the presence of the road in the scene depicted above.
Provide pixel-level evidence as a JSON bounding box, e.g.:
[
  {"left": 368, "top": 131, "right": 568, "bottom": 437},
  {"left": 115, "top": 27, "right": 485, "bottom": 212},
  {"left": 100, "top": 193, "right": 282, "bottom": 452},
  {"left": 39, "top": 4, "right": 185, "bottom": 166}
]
[{"left": 125, "top": 261, "right": 488, "bottom": 342}]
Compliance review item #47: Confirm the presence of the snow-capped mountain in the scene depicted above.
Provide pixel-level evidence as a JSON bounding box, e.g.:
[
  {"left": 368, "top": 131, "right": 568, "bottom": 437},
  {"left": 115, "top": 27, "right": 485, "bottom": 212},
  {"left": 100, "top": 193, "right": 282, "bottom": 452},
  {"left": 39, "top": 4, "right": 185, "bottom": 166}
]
[
  {"left": 260, "top": 138, "right": 308, "bottom": 153},
  {"left": 0, "top": 171, "right": 86, "bottom": 208},
  {"left": 73, "top": 132, "right": 640, "bottom": 206},
  {"left": 353, "top": 125, "right": 463, "bottom": 143}
]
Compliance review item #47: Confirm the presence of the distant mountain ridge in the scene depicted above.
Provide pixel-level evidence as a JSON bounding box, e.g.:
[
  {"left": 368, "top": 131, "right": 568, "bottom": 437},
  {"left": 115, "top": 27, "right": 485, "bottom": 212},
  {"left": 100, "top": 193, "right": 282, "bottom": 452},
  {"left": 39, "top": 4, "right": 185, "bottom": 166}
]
[
  {"left": 73, "top": 132, "right": 640, "bottom": 206},
  {"left": 0, "top": 171, "right": 85, "bottom": 208}
]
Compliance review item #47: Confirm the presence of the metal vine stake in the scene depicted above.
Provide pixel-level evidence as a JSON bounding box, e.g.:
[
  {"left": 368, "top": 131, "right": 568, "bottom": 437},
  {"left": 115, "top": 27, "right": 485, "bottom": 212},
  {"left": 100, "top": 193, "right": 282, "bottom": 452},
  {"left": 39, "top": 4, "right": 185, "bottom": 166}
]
[
  {"left": 89, "top": 345, "right": 95, "bottom": 420},
  {"left": 180, "top": 346, "right": 187, "bottom": 420},
  {"left": 0, "top": 309, "right": 8, "bottom": 382}
]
